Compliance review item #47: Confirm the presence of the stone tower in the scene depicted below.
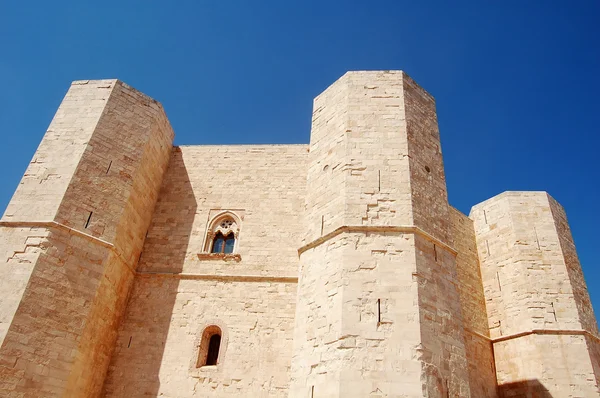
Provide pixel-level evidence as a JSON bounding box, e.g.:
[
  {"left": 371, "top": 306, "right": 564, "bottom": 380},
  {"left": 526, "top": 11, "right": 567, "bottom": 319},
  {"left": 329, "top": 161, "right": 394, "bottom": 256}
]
[
  {"left": 471, "top": 192, "right": 600, "bottom": 397},
  {"left": 289, "top": 71, "right": 471, "bottom": 397},
  {"left": 0, "top": 80, "right": 173, "bottom": 397}
]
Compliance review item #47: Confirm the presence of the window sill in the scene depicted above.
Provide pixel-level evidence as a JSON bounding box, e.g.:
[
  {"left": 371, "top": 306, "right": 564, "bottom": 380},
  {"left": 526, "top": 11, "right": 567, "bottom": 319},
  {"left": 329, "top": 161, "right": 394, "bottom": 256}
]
[
  {"left": 190, "top": 364, "right": 222, "bottom": 377},
  {"left": 197, "top": 365, "right": 219, "bottom": 372},
  {"left": 197, "top": 253, "right": 242, "bottom": 262}
]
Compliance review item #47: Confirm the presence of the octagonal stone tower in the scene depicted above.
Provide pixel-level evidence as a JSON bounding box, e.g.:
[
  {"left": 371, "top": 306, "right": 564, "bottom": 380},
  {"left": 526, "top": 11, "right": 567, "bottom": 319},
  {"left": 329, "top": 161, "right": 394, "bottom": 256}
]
[
  {"left": 290, "top": 71, "right": 471, "bottom": 397},
  {"left": 0, "top": 80, "right": 173, "bottom": 397},
  {"left": 471, "top": 192, "right": 600, "bottom": 397}
]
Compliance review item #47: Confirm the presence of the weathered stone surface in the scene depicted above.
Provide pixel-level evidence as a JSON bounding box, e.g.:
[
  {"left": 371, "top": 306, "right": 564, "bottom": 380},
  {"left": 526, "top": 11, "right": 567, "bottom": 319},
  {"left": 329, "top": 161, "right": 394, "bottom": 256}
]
[
  {"left": 102, "top": 144, "right": 307, "bottom": 397},
  {"left": 0, "top": 80, "right": 173, "bottom": 397},
  {"left": 0, "top": 72, "right": 598, "bottom": 397},
  {"left": 291, "top": 71, "right": 470, "bottom": 398},
  {"left": 471, "top": 192, "right": 600, "bottom": 397}
]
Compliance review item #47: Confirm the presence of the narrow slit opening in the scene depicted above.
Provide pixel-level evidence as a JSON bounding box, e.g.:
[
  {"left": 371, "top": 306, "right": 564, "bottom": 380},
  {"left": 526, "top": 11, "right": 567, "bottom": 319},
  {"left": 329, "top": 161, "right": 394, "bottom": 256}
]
[{"left": 84, "top": 212, "right": 93, "bottom": 229}]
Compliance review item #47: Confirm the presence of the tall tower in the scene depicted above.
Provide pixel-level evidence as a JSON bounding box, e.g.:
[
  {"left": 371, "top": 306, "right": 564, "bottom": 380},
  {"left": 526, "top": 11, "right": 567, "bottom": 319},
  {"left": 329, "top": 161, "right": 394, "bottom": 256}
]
[
  {"left": 290, "top": 71, "right": 471, "bottom": 397},
  {"left": 471, "top": 192, "right": 600, "bottom": 396},
  {"left": 0, "top": 80, "right": 173, "bottom": 397}
]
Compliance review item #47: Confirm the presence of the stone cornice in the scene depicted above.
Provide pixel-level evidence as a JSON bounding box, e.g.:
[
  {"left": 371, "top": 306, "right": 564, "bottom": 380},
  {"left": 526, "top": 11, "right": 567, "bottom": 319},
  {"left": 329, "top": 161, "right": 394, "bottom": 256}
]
[
  {"left": 0, "top": 220, "right": 136, "bottom": 276},
  {"left": 464, "top": 327, "right": 600, "bottom": 344},
  {"left": 298, "top": 225, "right": 457, "bottom": 256},
  {"left": 491, "top": 328, "right": 600, "bottom": 344},
  {"left": 136, "top": 272, "right": 298, "bottom": 283},
  {"left": 0, "top": 220, "right": 113, "bottom": 247},
  {"left": 463, "top": 328, "right": 493, "bottom": 342}
]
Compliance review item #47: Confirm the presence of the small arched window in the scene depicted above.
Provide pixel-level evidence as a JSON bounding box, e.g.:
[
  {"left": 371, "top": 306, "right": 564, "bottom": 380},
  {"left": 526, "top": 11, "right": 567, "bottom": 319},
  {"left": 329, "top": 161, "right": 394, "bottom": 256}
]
[{"left": 197, "top": 325, "right": 222, "bottom": 367}]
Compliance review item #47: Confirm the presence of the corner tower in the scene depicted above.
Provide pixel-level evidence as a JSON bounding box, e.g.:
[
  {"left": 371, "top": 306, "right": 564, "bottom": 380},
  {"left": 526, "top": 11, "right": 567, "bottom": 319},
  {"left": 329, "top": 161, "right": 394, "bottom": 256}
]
[
  {"left": 471, "top": 192, "right": 600, "bottom": 397},
  {"left": 0, "top": 80, "right": 173, "bottom": 397},
  {"left": 290, "top": 71, "right": 471, "bottom": 397}
]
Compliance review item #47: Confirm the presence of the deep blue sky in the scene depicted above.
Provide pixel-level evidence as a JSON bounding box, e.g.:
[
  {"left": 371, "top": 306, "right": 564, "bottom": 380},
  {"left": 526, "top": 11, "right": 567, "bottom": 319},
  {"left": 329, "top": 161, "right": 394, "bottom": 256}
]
[{"left": 1, "top": 1, "right": 599, "bottom": 313}]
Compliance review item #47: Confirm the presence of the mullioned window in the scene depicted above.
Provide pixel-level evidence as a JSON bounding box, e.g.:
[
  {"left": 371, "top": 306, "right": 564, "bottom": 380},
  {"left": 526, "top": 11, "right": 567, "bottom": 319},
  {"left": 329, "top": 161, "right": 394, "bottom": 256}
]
[{"left": 198, "top": 211, "right": 242, "bottom": 261}]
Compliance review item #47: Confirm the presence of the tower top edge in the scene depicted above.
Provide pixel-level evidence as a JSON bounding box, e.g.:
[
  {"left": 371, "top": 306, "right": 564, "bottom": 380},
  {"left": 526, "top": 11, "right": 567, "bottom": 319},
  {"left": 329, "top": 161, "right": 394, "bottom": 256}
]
[
  {"left": 469, "top": 190, "right": 553, "bottom": 212},
  {"left": 314, "top": 70, "right": 429, "bottom": 103},
  {"left": 70, "top": 79, "right": 165, "bottom": 110}
]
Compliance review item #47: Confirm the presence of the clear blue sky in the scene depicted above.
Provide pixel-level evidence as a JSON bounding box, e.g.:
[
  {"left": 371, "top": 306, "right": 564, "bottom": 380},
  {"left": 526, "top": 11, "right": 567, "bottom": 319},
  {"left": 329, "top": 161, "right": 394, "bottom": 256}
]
[{"left": 1, "top": 1, "right": 599, "bottom": 313}]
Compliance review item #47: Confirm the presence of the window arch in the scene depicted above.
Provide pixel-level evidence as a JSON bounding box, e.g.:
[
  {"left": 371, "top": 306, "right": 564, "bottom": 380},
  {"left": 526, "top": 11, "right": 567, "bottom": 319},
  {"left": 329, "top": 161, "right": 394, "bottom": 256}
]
[
  {"left": 197, "top": 325, "right": 222, "bottom": 367},
  {"left": 204, "top": 212, "right": 241, "bottom": 254}
]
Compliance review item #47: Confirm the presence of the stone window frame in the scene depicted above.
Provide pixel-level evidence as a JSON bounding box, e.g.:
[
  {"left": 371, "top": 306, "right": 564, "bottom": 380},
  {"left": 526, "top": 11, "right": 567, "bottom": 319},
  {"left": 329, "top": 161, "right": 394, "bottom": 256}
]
[
  {"left": 198, "top": 210, "right": 242, "bottom": 262},
  {"left": 197, "top": 325, "right": 222, "bottom": 367},
  {"left": 189, "top": 320, "right": 229, "bottom": 376}
]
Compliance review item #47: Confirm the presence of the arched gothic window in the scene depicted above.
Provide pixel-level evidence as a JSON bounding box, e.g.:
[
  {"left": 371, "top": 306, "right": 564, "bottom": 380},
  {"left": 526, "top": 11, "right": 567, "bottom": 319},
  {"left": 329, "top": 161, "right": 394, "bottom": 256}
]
[
  {"left": 204, "top": 213, "right": 241, "bottom": 254},
  {"left": 197, "top": 325, "right": 222, "bottom": 367}
]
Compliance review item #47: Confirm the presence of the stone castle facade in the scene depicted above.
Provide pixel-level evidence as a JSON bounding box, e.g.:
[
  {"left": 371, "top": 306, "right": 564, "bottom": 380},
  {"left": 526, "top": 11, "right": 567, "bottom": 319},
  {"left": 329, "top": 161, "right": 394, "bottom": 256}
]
[{"left": 0, "top": 71, "right": 598, "bottom": 397}]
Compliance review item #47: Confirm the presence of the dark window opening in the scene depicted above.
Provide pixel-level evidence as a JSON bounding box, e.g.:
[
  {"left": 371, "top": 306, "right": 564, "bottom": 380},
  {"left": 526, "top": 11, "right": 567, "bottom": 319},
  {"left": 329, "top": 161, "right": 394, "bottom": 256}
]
[
  {"left": 197, "top": 325, "right": 223, "bottom": 368},
  {"left": 211, "top": 232, "right": 235, "bottom": 254},
  {"left": 205, "top": 334, "right": 221, "bottom": 366}
]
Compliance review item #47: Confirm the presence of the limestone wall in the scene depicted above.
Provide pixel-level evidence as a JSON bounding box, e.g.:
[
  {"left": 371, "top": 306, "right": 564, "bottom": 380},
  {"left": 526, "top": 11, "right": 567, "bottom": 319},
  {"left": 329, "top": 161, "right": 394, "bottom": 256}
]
[
  {"left": 103, "top": 277, "right": 297, "bottom": 397},
  {"left": 61, "top": 81, "right": 174, "bottom": 396},
  {"left": 471, "top": 192, "right": 590, "bottom": 337},
  {"left": 2, "top": 80, "right": 113, "bottom": 222},
  {"left": 0, "top": 80, "right": 173, "bottom": 397},
  {"left": 103, "top": 144, "right": 307, "bottom": 397},
  {"left": 136, "top": 144, "right": 307, "bottom": 278},
  {"left": 548, "top": 196, "right": 598, "bottom": 334},
  {"left": 493, "top": 333, "right": 598, "bottom": 397},
  {"left": 401, "top": 74, "right": 471, "bottom": 397},
  {"left": 0, "top": 226, "right": 48, "bottom": 347},
  {"left": 291, "top": 71, "right": 471, "bottom": 397},
  {"left": 471, "top": 191, "right": 600, "bottom": 396},
  {"left": 0, "top": 230, "right": 129, "bottom": 397},
  {"left": 0, "top": 80, "right": 114, "bottom": 350},
  {"left": 450, "top": 207, "right": 497, "bottom": 398},
  {"left": 54, "top": 81, "right": 174, "bottom": 265},
  {"left": 403, "top": 76, "right": 450, "bottom": 244},
  {"left": 413, "top": 233, "right": 471, "bottom": 398},
  {"left": 292, "top": 232, "right": 423, "bottom": 397},
  {"left": 302, "top": 77, "right": 349, "bottom": 242}
]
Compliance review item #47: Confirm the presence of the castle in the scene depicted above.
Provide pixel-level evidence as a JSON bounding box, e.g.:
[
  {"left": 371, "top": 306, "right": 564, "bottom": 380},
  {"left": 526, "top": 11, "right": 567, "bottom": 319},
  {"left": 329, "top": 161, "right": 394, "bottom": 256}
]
[{"left": 0, "top": 71, "right": 598, "bottom": 398}]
